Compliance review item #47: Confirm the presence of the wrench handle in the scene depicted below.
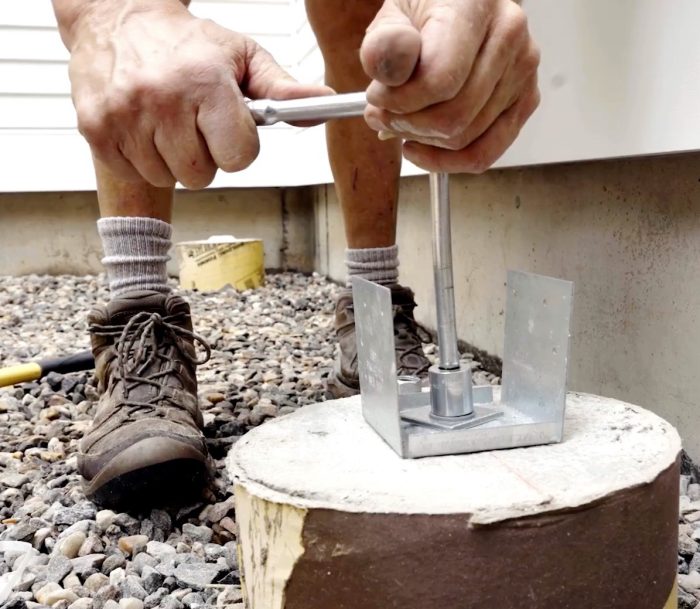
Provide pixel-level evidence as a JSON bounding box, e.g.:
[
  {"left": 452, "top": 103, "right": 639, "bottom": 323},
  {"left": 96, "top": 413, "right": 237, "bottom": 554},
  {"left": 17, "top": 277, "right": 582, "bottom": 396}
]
[{"left": 246, "top": 92, "right": 367, "bottom": 126}]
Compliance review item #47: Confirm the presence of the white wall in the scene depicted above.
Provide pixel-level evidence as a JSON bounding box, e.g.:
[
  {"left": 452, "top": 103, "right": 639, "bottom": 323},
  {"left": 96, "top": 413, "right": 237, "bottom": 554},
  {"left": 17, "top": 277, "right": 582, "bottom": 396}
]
[{"left": 2, "top": 0, "right": 700, "bottom": 192}]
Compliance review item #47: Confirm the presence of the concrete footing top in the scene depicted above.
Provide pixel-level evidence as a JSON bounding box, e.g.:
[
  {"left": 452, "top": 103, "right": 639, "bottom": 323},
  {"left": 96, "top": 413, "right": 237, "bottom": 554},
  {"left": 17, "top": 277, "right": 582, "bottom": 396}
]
[{"left": 228, "top": 391, "right": 680, "bottom": 523}]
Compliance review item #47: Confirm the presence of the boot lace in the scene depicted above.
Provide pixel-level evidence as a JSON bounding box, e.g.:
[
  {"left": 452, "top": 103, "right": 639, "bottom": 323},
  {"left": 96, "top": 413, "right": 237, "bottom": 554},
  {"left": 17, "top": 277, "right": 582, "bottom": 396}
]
[
  {"left": 393, "top": 303, "right": 432, "bottom": 376},
  {"left": 90, "top": 311, "right": 211, "bottom": 417}
]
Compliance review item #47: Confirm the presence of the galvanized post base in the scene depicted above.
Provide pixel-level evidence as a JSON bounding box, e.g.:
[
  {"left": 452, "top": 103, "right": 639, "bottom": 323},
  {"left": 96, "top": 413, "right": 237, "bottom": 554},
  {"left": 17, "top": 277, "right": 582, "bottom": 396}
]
[{"left": 352, "top": 270, "right": 574, "bottom": 459}]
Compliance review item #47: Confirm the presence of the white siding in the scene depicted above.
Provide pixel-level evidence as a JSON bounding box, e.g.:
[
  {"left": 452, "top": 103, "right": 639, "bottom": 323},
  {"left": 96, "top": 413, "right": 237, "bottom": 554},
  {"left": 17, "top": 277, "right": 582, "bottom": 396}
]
[
  {"left": 2, "top": 0, "right": 700, "bottom": 191},
  {"left": 0, "top": 0, "right": 319, "bottom": 191}
]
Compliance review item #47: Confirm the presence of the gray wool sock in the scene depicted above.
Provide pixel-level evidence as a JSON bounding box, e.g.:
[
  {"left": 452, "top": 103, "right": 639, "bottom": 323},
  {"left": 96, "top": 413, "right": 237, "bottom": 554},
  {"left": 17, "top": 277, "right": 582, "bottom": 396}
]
[
  {"left": 345, "top": 245, "right": 399, "bottom": 287},
  {"left": 97, "top": 216, "right": 172, "bottom": 296}
]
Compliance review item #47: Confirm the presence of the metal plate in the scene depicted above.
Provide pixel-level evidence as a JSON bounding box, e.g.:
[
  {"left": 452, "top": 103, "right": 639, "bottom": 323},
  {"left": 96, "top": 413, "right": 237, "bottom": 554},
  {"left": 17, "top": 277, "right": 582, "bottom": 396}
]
[
  {"left": 502, "top": 270, "right": 573, "bottom": 438},
  {"left": 401, "top": 404, "right": 502, "bottom": 430},
  {"left": 403, "top": 400, "right": 563, "bottom": 458},
  {"left": 352, "top": 277, "right": 404, "bottom": 455}
]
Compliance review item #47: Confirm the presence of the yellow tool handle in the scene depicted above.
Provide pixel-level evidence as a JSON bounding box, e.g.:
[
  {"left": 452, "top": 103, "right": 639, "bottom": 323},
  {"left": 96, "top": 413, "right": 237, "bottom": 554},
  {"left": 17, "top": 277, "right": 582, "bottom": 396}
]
[{"left": 0, "top": 362, "right": 42, "bottom": 388}]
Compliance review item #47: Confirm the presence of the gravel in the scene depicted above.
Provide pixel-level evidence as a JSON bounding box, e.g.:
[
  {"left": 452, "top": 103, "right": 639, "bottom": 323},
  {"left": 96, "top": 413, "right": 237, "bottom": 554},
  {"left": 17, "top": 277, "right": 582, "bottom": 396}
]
[
  {"left": 678, "top": 455, "right": 700, "bottom": 608},
  {"left": 0, "top": 272, "right": 499, "bottom": 608},
  {"left": 5, "top": 272, "right": 691, "bottom": 607}
]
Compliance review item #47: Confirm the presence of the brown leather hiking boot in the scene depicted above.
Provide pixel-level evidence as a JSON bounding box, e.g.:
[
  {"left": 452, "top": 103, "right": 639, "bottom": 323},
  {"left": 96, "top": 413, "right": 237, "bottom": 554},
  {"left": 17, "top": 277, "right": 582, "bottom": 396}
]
[
  {"left": 326, "top": 284, "right": 431, "bottom": 399},
  {"left": 79, "top": 290, "right": 211, "bottom": 509}
]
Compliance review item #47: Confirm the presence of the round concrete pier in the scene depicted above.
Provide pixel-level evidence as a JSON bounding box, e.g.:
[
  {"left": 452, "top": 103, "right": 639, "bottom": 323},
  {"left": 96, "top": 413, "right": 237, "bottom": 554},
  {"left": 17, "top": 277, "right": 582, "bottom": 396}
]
[{"left": 227, "top": 392, "right": 681, "bottom": 609}]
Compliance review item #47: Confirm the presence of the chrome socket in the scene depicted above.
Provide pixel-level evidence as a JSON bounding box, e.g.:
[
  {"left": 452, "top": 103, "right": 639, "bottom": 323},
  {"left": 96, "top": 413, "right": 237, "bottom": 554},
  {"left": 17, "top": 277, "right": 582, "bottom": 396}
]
[{"left": 429, "top": 364, "right": 474, "bottom": 419}]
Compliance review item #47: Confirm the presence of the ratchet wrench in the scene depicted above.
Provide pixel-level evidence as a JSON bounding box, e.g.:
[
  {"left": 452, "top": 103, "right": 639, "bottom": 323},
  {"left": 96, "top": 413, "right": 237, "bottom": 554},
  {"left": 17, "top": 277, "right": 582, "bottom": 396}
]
[
  {"left": 246, "top": 92, "right": 367, "bottom": 126},
  {"left": 247, "top": 92, "right": 467, "bottom": 417}
]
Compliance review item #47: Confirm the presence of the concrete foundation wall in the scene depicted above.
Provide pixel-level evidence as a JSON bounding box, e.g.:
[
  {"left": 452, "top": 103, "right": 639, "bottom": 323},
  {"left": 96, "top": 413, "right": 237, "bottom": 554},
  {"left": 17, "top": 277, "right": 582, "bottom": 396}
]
[
  {"left": 0, "top": 187, "right": 315, "bottom": 277},
  {"left": 314, "top": 152, "right": 700, "bottom": 458},
  {"left": 2, "top": 153, "right": 699, "bottom": 457}
]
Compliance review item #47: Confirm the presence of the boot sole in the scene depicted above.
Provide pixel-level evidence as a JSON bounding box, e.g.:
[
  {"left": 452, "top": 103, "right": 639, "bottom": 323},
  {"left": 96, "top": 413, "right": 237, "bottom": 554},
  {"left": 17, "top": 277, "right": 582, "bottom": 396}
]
[{"left": 82, "top": 437, "right": 210, "bottom": 510}]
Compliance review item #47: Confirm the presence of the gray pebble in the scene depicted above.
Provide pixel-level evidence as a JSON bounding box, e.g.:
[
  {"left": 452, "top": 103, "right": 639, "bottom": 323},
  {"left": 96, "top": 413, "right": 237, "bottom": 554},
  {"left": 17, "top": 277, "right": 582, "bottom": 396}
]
[
  {"left": 1, "top": 598, "right": 29, "bottom": 609},
  {"left": 108, "top": 568, "right": 126, "bottom": 587},
  {"left": 101, "top": 554, "right": 127, "bottom": 575},
  {"left": 216, "top": 587, "right": 243, "bottom": 606},
  {"left": 148, "top": 511, "right": 171, "bottom": 538},
  {"left": 680, "top": 536, "right": 699, "bottom": 557},
  {"left": 71, "top": 554, "right": 106, "bottom": 578},
  {"left": 57, "top": 521, "right": 93, "bottom": 543},
  {"left": 690, "top": 553, "right": 700, "bottom": 573},
  {"left": 119, "top": 576, "right": 147, "bottom": 601},
  {"left": 202, "top": 497, "right": 235, "bottom": 524},
  {"left": 142, "top": 588, "right": 168, "bottom": 609},
  {"left": 681, "top": 475, "right": 691, "bottom": 496},
  {"left": 130, "top": 552, "right": 157, "bottom": 576},
  {"left": 3, "top": 473, "right": 30, "bottom": 488},
  {"left": 154, "top": 559, "right": 177, "bottom": 578},
  {"left": 45, "top": 553, "right": 73, "bottom": 583},
  {"left": 3, "top": 518, "right": 46, "bottom": 542},
  {"left": 143, "top": 541, "right": 175, "bottom": 563},
  {"left": 181, "top": 524, "right": 212, "bottom": 545},
  {"left": 15, "top": 570, "right": 37, "bottom": 592},
  {"left": 173, "top": 562, "right": 225, "bottom": 590},
  {"left": 160, "top": 598, "right": 183, "bottom": 609},
  {"left": 54, "top": 504, "right": 97, "bottom": 527},
  {"left": 92, "top": 585, "right": 120, "bottom": 609},
  {"left": 202, "top": 543, "right": 225, "bottom": 563},
  {"left": 140, "top": 566, "right": 165, "bottom": 595},
  {"left": 223, "top": 542, "right": 238, "bottom": 570},
  {"left": 690, "top": 484, "right": 700, "bottom": 502},
  {"left": 180, "top": 592, "right": 205, "bottom": 608},
  {"left": 113, "top": 515, "right": 140, "bottom": 537},
  {"left": 679, "top": 589, "right": 698, "bottom": 609},
  {"left": 175, "top": 542, "right": 190, "bottom": 554}
]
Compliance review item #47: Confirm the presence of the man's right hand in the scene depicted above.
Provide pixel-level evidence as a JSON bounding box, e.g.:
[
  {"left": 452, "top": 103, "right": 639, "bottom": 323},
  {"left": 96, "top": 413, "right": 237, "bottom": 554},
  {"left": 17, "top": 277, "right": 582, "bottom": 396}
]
[{"left": 56, "top": 0, "right": 331, "bottom": 189}]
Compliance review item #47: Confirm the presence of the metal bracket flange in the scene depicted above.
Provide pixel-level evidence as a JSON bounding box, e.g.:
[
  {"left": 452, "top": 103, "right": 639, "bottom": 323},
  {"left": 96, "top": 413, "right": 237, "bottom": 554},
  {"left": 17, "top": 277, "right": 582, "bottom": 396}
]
[{"left": 353, "top": 270, "right": 573, "bottom": 459}]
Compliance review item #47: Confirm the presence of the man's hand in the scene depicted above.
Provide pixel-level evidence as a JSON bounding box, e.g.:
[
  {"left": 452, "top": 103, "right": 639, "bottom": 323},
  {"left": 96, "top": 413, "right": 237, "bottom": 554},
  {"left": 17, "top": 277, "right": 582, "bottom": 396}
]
[
  {"left": 360, "top": 0, "right": 540, "bottom": 173},
  {"left": 56, "top": 0, "right": 331, "bottom": 189}
]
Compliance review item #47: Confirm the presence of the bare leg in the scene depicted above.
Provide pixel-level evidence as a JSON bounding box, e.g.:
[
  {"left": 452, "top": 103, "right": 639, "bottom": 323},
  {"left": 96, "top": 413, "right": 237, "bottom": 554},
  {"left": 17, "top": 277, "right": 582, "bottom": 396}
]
[
  {"left": 307, "top": 0, "right": 431, "bottom": 399},
  {"left": 83, "top": 156, "right": 207, "bottom": 509},
  {"left": 94, "top": 160, "right": 173, "bottom": 296},
  {"left": 95, "top": 159, "right": 173, "bottom": 221},
  {"left": 306, "top": 0, "right": 401, "bottom": 249}
]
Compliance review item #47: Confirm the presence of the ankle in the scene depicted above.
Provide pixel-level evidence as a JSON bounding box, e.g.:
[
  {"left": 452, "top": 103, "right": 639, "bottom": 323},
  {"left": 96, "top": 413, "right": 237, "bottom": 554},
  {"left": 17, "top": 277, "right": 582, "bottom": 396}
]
[
  {"left": 98, "top": 216, "right": 172, "bottom": 296},
  {"left": 345, "top": 244, "right": 399, "bottom": 287}
]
